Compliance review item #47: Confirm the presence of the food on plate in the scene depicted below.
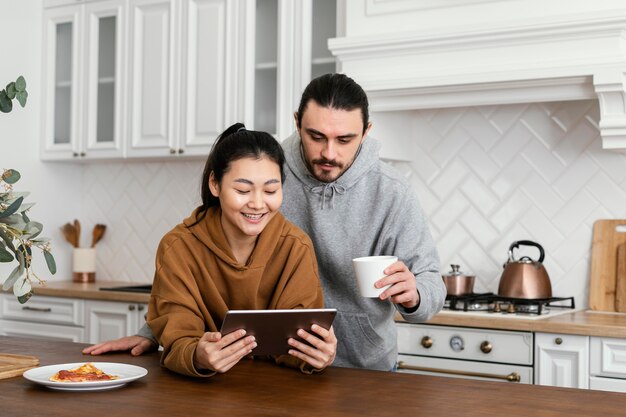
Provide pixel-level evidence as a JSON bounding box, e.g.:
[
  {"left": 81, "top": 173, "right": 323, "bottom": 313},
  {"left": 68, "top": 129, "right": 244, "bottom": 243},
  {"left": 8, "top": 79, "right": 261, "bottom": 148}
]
[{"left": 49, "top": 363, "right": 119, "bottom": 382}]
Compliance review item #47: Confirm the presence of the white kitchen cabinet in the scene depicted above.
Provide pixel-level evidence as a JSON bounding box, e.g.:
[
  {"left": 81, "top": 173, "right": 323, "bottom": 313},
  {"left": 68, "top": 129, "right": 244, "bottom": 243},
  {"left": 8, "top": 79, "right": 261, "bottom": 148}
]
[
  {"left": 125, "top": 0, "right": 178, "bottom": 158},
  {"left": 0, "top": 293, "right": 85, "bottom": 342},
  {"left": 123, "top": 0, "right": 238, "bottom": 158},
  {"left": 589, "top": 336, "right": 626, "bottom": 393},
  {"left": 41, "top": 0, "right": 126, "bottom": 161},
  {"left": 534, "top": 332, "right": 589, "bottom": 388},
  {"left": 85, "top": 300, "right": 147, "bottom": 343},
  {"left": 245, "top": 0, "right": 339, "bottom": 139}
]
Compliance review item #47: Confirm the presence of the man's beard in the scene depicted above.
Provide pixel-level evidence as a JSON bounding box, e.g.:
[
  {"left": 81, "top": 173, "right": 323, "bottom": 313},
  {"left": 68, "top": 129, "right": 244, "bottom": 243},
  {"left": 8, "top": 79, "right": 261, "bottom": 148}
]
[{"left": 311, "top": 158, "right": 344, "bottom": 182}]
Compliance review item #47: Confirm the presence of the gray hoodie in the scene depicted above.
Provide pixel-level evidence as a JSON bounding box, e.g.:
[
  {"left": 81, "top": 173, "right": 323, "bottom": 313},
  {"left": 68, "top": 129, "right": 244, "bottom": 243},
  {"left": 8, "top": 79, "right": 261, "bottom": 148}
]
[{"left": 280, "top": 131, "right": 446, "bottom": 371}]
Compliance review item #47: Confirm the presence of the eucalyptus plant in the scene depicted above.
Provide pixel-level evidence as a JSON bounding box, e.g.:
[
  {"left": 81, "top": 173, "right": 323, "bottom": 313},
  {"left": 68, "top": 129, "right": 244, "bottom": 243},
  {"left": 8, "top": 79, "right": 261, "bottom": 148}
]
[
  {"left": 0, "top": 76, "right": 28, "bottom": 113},
  {"left": 1, "top": 77, "right": 56, "bottom": 303},
  {"left": 0, "top": 170, "right": 56, "bottom": 303}
]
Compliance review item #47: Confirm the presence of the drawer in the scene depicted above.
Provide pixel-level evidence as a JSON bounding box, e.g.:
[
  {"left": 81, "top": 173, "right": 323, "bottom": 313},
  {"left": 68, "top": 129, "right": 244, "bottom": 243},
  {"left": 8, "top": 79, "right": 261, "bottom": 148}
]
[
  {"left": 397, "top": 323, "right": 533, "bottom": 365},
  {"left": 0, "top": 294, "right": 84, "bottom": 326},
  {"left": 589, "top": 376, "right": 626, "bottom": 393},
  {"left": 0, "top": 319, "right": 85, "bottom": 342},
  {"left": 590, "top": 336, "right": 626, "bottom": 379},
  {"left": 397, "top": 354, "right": 533, "bottom": 384}
]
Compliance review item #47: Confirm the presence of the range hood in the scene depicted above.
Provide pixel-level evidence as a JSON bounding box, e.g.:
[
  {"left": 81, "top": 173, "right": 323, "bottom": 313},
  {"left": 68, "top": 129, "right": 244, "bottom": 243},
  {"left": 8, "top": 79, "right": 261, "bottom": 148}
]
[{"left": 329, "top": 6, "right": 626, "bottom": 150}]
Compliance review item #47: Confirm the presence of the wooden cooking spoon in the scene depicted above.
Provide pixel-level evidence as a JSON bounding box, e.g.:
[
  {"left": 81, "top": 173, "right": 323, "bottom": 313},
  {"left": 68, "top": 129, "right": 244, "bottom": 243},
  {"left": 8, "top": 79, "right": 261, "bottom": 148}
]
[{"left": 91, "top": 224, "right": 107, "bottom": 247}]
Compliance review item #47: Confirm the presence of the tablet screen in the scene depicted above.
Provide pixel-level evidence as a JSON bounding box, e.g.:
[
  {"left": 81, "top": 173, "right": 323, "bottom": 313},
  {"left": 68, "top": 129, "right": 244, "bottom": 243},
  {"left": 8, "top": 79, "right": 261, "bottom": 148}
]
[{"left": 219, "top": 308, "right": 337, "bottom": 356}]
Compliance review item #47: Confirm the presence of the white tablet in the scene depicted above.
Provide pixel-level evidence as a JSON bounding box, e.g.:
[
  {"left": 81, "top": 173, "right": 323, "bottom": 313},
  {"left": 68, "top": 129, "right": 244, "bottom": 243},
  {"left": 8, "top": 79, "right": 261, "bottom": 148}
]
[{"left": 220, "top": 308, "right": 337, "bottom": 356}]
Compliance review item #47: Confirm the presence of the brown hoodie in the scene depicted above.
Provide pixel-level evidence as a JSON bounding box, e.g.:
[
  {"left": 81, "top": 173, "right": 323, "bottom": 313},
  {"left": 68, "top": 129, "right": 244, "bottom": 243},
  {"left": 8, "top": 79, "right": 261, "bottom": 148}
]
[{"left": 147, "top": 206, "right": 324, "bottom": 377}]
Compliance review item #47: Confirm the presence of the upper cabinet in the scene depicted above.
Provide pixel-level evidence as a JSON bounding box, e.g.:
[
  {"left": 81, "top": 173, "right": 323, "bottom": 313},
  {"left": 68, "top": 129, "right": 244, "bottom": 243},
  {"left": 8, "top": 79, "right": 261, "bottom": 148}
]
[
  {"left": 41, "top": 0, "right": 126, "bottom": 160},
  {"left": 246, "top": 0, "right": 339, "bottom": 140},
  {"left": 40, "top": 0, "right": 340, "bottom": 161}
]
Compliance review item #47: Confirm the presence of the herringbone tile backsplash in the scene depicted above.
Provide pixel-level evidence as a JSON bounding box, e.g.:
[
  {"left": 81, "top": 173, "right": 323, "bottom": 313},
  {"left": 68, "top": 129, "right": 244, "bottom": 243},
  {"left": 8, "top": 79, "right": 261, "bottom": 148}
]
[{"left": 84, "top": 99, "right": 626, "bottom": 308}]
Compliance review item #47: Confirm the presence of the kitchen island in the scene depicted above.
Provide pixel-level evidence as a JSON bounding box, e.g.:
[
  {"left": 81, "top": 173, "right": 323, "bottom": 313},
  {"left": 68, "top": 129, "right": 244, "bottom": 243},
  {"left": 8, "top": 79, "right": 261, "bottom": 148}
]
[{"left": 1, "top": 336, "right": 626, "bottom": 416}]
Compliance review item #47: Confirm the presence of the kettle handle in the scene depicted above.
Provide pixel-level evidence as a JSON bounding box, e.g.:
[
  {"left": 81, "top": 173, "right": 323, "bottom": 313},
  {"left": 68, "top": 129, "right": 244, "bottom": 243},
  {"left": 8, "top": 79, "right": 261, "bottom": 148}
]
[{"left": 508, "top": 240, "right": 545, "bottom": 263}]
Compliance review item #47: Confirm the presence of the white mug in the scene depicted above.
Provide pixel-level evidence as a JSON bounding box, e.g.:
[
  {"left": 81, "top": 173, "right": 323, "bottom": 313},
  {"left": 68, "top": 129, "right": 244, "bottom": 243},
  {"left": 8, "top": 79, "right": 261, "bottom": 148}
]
[{"left": 352, "top": 256, "right": 398, "bottom": 298}]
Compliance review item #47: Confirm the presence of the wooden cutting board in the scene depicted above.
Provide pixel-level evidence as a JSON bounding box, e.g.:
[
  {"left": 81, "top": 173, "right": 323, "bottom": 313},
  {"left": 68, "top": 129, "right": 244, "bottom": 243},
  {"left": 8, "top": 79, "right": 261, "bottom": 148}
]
[
  {"left": 0, "top": 353, "right": 39, "bottom": 379},
  {"left": 589, "top": 219, "right": 626, "bottom": 311},
  {"left": 615, "top": 243, "right": 626, "bottom": 312}
]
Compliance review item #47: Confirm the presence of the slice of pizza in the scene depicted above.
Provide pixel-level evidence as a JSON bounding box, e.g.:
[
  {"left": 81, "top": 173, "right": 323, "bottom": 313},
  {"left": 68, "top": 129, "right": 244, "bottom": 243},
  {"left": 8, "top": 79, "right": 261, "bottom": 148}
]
[{"left": 50, "top": 363, "right": 119, "bottom": 382}]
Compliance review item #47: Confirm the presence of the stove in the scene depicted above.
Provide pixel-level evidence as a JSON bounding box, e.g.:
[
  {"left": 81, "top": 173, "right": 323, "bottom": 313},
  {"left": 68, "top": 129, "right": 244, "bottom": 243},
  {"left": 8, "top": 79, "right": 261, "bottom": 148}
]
[{"left": 444, "top": 292, "right": 576, "bottom": 318}]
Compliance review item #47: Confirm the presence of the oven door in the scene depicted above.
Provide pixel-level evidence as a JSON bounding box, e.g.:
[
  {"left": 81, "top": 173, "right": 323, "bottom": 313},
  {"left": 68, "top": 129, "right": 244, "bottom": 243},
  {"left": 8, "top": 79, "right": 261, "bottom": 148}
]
[{"left": 397, "top": 354, "right": 533, "bottom": 384}]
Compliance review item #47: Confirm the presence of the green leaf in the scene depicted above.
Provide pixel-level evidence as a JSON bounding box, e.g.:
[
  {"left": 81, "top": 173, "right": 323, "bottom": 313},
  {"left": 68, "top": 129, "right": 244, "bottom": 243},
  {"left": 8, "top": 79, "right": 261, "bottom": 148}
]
[
  {"left": 23, "top": 221, "right": 42, "bottom": 239},
  {"left": 0, "top": 228, "right": 15, "bottom": 251},
  {"left": 0, "top": 90, "right": 12, "bottom": 113},
  {"left": 0, "top": 196, "right": 23, "bottom": 219},
  {"left": 15, "top": 76, "right": 26, "bottom": 92},
  {"left": 6, "top": 82, "right": 16, "bottom": 99},
  {"left": 18, "top": 202, "right": 34, "bottom": 213},
  {"left": 18, "top": 244, "right": 32, "bottom": 269},
  {"left": 44, "top": 250, "right": 57, "bottom": 275},
  {"left": 2, "top": 265, "right": 22, "bottom": 291},
  {"left": 17, "top": 291, "right": 33, "bottom": 304},
  {"left": 14, "top": 277, "right": 32, "bottom": 304},
  {"left": 0, "top": 243, "right": 13, "bottom": 262},
  {"left": 22, "top": 211, "right": 30, "bottom": 223},
  {"left": 16, "top": 90, "right": 28, "bottom": 107},
  {"left": 16, "top": 250, "right": 26, "bottom": 271},
  {"left": 2, "top": 169, "right": 21, "bottom": 184}
]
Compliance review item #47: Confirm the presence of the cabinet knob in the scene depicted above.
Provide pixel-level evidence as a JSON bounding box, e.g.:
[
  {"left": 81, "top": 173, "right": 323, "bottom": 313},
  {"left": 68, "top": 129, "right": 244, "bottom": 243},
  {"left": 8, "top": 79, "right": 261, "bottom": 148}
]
[
  {"left": 555, "top": 337, "right": 563, "bottom": 345},
  {"left": 80, "top": 152, "right": 86, "bottom": 157},
  {"left": 138, "top": 305, "right": 145, "bottom": 311},
  {"left": 421, "top": 336, "right": 433, "bottom": 348},
  {"left": 128, "top": 305, "right": 136, "bottom": 311},
  {"left": 177, "top": 148, "right": 184, "bottom": 154},
  {"left": 169, "top": 148, "right": 176, "bottom": 154},
  {"left": 72, "top": 152, "right": 79, "bottom": 157},
  {"left": 480, "top": 341, "right": 492, "bottom": 354}
]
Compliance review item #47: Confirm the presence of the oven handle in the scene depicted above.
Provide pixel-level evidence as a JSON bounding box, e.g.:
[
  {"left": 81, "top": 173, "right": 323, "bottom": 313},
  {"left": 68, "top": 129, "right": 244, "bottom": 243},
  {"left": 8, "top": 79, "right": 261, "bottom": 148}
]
[{"left": 396, "top": 361, "right": 521, "bottom": 382}]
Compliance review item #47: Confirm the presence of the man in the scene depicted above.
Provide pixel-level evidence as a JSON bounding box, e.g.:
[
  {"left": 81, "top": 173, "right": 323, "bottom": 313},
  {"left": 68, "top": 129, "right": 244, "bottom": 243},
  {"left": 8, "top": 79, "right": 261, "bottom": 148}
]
[{"left": 84, "top": 73, "right": 446, "bottom": 371}]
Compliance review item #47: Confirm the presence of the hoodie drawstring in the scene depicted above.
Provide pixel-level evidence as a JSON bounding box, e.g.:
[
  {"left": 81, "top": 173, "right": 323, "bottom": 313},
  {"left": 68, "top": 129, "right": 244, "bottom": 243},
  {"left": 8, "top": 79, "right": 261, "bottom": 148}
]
[{"left": 311, "top": 183, "right": 346, "bottom": 210}]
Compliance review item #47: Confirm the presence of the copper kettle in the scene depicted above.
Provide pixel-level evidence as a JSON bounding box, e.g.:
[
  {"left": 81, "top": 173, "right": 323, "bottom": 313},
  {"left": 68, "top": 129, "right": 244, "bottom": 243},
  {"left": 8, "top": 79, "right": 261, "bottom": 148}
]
[{"left": 498, "top": 240, "right": 552, "bottom": 299}]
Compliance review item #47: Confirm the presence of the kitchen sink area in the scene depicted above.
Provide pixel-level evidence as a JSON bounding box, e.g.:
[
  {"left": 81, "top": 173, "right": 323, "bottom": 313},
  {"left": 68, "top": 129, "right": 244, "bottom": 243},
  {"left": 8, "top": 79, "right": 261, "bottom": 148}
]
[{"left": 99, "top": 284, "right": 153, "bottom": 294}]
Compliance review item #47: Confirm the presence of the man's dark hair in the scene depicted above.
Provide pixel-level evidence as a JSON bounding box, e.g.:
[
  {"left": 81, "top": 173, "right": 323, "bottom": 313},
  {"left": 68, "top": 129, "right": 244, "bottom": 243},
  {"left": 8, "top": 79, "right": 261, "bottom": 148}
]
[{"left": 296, "top": 73, "right": 369, "bottom": 133}]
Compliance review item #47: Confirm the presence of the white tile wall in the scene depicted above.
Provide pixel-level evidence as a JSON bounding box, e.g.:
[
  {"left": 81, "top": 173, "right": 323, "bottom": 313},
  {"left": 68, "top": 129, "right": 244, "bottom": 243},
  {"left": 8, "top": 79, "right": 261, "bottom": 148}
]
[{"left": 84, "top": 99, "right": 626, "bottom": 308}]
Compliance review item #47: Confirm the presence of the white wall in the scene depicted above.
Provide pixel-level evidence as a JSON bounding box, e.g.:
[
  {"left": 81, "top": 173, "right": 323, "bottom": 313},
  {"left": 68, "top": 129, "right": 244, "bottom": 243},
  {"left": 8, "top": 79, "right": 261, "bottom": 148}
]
[{"left": 0, "top": 0, "right": 82, "bottom": 287}]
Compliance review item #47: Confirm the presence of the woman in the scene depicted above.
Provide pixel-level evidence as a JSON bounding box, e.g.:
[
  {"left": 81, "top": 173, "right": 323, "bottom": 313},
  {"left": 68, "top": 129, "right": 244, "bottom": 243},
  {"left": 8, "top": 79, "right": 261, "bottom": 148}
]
[{"left": 146, "top": 123, "right": 337, "bottom": 377}]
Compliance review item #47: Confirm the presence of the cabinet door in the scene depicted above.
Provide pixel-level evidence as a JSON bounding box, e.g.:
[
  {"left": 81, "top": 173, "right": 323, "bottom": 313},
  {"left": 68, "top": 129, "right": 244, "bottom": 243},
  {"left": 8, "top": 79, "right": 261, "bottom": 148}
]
[
  {"left": 85, "top": 300, "right": 145, "bottom": 343},
  {"left": 41, "top": 5, "right": 83, "bottom": 160},
  {"left": 179, "top": 0, "right": 227, "bottom": 156},
  {"left": 126, "top": 0, "right": 177, "bottom": 157},
  {"left": 247, "top": 0, "right": 337, "bottom": 139},
  {"left": 82, "top": 0, "right": 127, "bottom": 159},
  {"left": 535, "top": 333, "right": 589, "bottom": 388}
]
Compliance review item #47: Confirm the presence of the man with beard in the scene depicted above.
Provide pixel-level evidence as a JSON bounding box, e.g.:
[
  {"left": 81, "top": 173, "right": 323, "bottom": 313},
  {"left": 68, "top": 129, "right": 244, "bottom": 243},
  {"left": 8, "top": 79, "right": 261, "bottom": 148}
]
[{"left": 84, "top": 73, "right": 446, "bottom": 371}]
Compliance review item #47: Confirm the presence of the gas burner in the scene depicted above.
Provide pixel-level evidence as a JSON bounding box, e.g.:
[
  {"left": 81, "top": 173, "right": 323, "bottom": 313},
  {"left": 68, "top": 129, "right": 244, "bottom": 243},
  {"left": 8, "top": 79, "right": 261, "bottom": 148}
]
[{"left": 445, "top": 293, "right": 575, "bottom": 315}]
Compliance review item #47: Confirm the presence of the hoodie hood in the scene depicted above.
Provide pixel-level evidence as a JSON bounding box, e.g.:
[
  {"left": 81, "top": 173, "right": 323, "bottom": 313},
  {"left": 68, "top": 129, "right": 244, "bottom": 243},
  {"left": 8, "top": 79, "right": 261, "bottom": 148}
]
[
  {"left": 283, "top": 131, "right": 381, "bottom": 209},
  {"left": 182, "top": 206, "right": 286, "bottom": 269}
]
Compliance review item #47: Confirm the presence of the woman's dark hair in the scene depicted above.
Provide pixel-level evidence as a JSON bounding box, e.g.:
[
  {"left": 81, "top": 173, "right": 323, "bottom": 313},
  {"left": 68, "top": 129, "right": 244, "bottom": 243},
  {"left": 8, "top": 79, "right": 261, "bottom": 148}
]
[
  {"left": 193, "top": 123, "right": 285, "bottom": 224},
  {"left": 296, "top": 73, "right": 369, "bottom": 133}
]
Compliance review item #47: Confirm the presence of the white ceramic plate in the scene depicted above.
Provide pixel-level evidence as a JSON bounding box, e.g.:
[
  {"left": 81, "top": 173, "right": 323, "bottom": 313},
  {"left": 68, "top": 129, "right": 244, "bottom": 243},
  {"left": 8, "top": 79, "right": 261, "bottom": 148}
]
[{"left": 23, "top": 362, "right": 148, "bottom": 391}]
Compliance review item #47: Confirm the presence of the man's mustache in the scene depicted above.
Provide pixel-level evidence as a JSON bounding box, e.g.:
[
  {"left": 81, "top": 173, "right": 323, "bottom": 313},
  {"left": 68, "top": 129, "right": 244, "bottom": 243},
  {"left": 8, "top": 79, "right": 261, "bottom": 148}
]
[{"left": 312, "top": 158, "right": 342, "bottom": 168}]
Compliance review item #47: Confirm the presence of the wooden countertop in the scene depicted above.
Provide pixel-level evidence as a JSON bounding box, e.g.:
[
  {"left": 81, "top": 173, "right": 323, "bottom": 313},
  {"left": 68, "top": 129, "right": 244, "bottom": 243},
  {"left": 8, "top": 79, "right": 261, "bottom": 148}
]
[
  {"left": 2, "top": 336, "right": 626, "bottom": 417},
  {"left": 410, "top": 309, "right": 626, "bottom": 338},
  {"left": 32, "top": 280, "right": 150, "bottom": 303},
  {"left": 32, "top": 281, "right": 626, "bottom": 338}
]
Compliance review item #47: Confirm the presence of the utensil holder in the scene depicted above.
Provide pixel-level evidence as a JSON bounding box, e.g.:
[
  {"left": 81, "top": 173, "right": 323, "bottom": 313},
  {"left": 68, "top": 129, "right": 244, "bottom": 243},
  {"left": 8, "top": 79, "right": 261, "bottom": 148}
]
[{"left": 73, "top": 248, "right": 96, "bottom": 283}]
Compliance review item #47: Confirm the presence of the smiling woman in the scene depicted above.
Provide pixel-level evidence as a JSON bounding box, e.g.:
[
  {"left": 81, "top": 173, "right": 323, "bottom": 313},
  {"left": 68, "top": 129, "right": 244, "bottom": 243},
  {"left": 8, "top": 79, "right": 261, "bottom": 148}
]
[{"left": 145, "top": 123, "right": 337, "bottom": 378}]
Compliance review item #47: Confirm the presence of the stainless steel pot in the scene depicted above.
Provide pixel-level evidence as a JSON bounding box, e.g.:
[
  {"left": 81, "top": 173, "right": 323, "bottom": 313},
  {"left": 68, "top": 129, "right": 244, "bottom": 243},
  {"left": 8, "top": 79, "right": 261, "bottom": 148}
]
[
  {"left": 497, "top": 240, "right": 552, "bottom": 299},
  {"left": 442, "top": 264, "right": 475, "bottom": 295}
]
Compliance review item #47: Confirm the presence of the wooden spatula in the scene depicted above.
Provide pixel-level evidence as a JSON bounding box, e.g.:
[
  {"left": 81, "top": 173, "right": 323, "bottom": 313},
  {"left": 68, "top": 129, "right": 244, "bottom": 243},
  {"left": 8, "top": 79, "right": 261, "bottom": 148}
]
[{"left": 614, "top": 243, "right": 626, "bottom": 312}]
